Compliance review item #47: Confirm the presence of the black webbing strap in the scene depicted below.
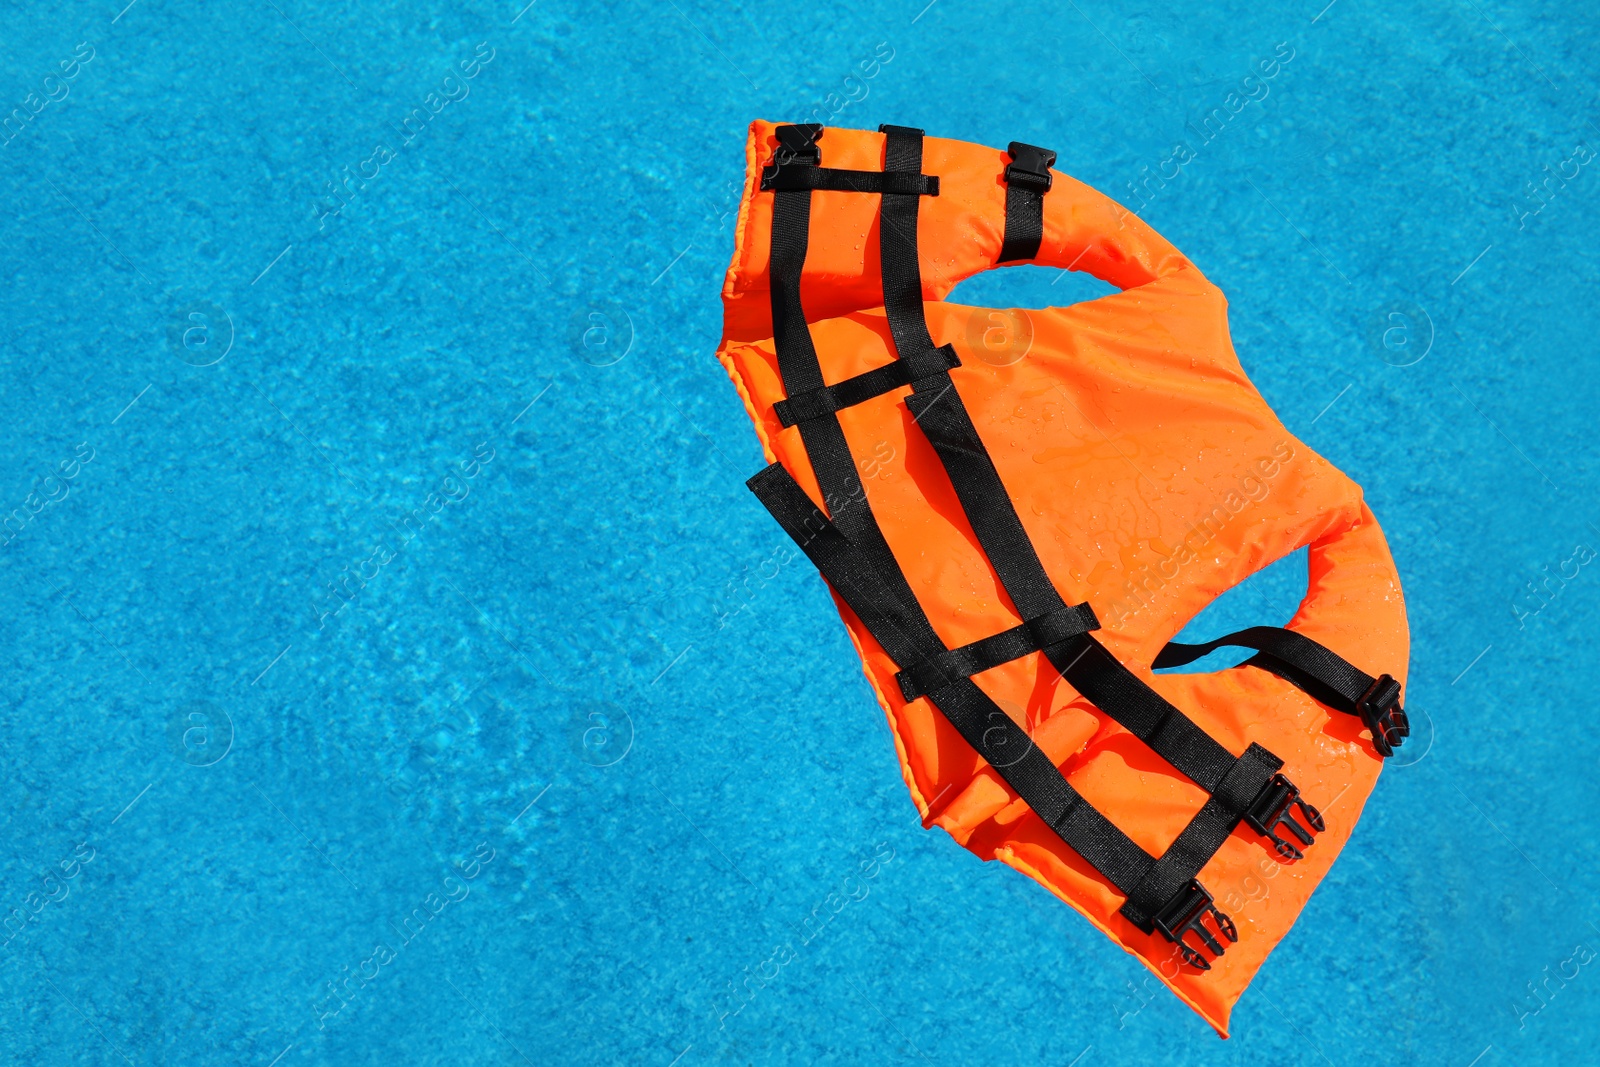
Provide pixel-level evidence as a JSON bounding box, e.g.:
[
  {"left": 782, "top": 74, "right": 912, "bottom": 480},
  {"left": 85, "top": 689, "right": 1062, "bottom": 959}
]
[
  {"left": 749, "top": 463, "right": 1153, "bottom": 892},
  {"left": 998, "top": 141, "right": 1055, "bottom": 263},
  {"left": 1154, "top": 626, "right": 1410, "bottom": 757},
  {"left": 877, "top": 125, "right": 943, "bottom": 365},
  {"left": 767, "top": 127, "right": 927, "bottom": 621},
  {"left": 761, "top": 165, "right": 940, "bottom": 196},
  {"left": 764, "top": 125, "right": 1118, "bottom": 850},
  {"left": 870, "top": 127, "right": 1314, "bottom": 890},
  {"left": 895, "top": 602, "right": 1100, "bottom": 701},
  {"left": 774, "top": 345, "right": 960, "bottom": 428},
  {"left": 1121, "top": 742, "right": 1287, "bottom": 925},
  {"left": 756, "top": 125, "right": 1239, "bottom": 967},
  {"left": 902, "top": 379, "right": 1276, "bottom": 794},
  {"left": 751, "top": 462, "right": 1239, "bottom": 966}
]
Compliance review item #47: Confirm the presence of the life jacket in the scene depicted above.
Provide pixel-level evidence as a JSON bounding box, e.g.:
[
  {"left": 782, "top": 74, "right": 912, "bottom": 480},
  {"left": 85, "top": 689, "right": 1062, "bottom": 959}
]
[{"left": 714, "top": 121, "right": 1410, "bottom": 1036}]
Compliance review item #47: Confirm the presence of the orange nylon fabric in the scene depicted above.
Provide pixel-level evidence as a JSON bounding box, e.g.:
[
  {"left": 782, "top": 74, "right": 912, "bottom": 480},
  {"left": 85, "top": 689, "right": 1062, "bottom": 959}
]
[{"left": 714, "top": 121, "right": 1409, "bottom": 1036}]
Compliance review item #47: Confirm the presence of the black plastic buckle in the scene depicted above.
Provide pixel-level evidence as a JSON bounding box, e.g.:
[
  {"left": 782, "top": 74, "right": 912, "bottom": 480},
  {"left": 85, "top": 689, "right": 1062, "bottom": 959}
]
[
  {"left": 1004, "top": 141, "right": 1056, "bottom": 194},
  {"left": 772, "top": 124, "right": 822, "bottom": 166},
  {"left": 1244, "top": 773, "right": 1325, "bottom": 861},
  {"left": 1152, "top": 880, "right": 1237, "bottom": 972},
  {"left": 761, "top": 125, "right": 823, "bottom": 191},
  {"left": 1355, "top": 673, "right": 1409, "bottom": 758}
]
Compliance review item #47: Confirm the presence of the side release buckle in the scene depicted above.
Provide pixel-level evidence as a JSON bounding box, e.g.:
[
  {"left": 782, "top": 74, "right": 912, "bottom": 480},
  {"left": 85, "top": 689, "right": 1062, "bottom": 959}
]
[
  {"left": 1355, "top": 673, "right": 1409, "bottom": 758},
  {"left": 1004, "top": 141, "right": 1056, "bottom": 193},
  {"left": 771, "top": 124, "right": 822, "bottom": 167},
  {"left": 1153, "top": 879, "right": 1238, "bottom": 971},
  {"left": 1244, "top": 773, "right": 1325, "bottom": 861}
]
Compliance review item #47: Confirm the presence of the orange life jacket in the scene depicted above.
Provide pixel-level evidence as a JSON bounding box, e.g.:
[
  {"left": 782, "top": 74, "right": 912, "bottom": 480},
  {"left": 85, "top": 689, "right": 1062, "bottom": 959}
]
[{"left": 714, "top": 121, "right": 1410, "bottom": 1036}]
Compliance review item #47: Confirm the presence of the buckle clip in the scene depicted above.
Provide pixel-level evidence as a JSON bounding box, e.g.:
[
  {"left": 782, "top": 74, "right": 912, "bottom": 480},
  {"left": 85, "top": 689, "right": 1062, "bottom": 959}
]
[
  {"left": 1152, "top": 880, "right": 1237, "bottom": 972},
  {"left": 1355, "top": 673, "right": 1409, "bottom": 758},
  {"left": 762, "top": 125, "right": 823, "bottom": 191},
  {"left": 772, "top": 124, "right": 822, "bottom": 166},
  {"left": 1244, "top": 773, "right": 1325, "bottom": 861},
  {"left": 1004, "top": 141, "right": 1056, "bottom": 194}
]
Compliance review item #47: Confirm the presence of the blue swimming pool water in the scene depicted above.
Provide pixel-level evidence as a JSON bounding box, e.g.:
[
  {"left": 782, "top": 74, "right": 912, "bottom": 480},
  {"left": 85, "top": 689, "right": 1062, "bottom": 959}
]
[{"left": 2, "top": 0, "right": 1598, "bottom": 1063}]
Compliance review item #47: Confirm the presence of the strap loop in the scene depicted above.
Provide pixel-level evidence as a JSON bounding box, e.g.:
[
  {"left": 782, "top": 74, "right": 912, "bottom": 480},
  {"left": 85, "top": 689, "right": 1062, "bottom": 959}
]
[
  {"left": 895, "top": 601, "right": 1099, "bottom": 701},
  {"left": 774, "top": 345, "right": 960, "bottom": 428},
  {"left": 1027, "top": 601, "right": 1100, "bottom": 647},
  {"left": 761, "top": 165, "right": 939, "bottom": 195}
]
